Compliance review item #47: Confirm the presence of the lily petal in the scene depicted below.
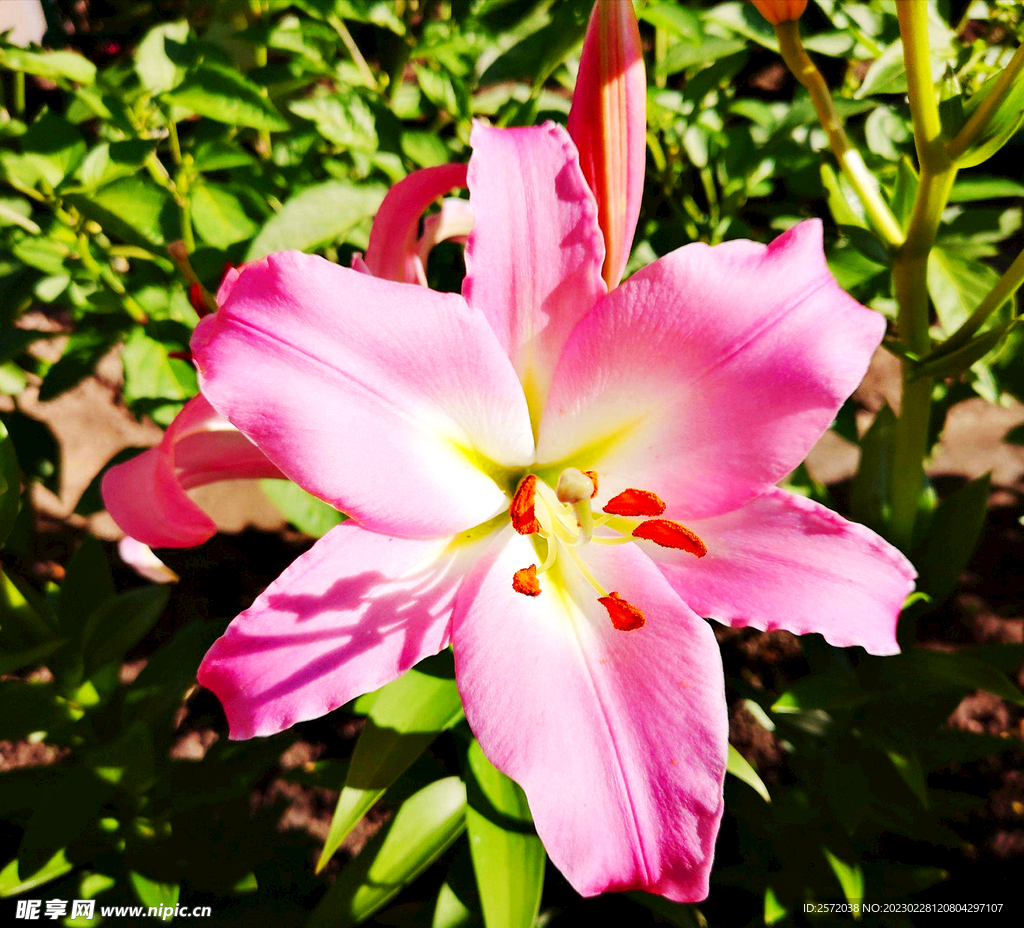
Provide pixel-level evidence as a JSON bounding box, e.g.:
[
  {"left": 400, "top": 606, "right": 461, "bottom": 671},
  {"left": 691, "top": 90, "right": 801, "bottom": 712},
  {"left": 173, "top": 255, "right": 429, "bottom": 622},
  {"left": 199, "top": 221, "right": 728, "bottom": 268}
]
[
  {"left": 416, "top": 197, "right": 475, "bottom": 279},
  {"left": 643, "top": 488, "right": 915, "bottom": 656},
  {"left": 568, "top": 0, "right": 646, "bottom": 289},
  {"left": 199, "top": 521, "right": 489, "bottom": 739},
  {"left": 464, "top": 122, "right": 606, "bottom": 420},
  {"left": 101, "top": 394, "right": 281, "bottom": 548},
  {"left": 192, "top": 252, "right": 534, "bottom": 538},
  {"left": 453, "top": 529, "right": 727, "bottom": 901},
  {"left": 364, "top": 163, "right": 468, "bottom": 283},
  {"left": 537, "top": 220, "right": 884, "bottom": 519}
]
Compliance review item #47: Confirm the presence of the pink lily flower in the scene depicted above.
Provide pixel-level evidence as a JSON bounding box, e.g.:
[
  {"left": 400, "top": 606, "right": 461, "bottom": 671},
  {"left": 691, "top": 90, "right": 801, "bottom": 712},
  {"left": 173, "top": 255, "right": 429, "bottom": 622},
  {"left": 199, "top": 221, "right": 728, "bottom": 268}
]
[
  {"left": 100, "top": 166, "right": 473, "bottom": 548},
  {"left": 191, "top": 115, "right": 915, "bottom": 900}
]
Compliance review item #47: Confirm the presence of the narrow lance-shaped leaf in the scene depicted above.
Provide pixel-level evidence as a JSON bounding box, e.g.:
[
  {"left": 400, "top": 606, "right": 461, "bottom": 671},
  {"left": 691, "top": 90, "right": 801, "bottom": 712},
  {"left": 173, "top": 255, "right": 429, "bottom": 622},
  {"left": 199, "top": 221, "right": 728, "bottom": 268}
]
[
  {"left": 725, "top": 744, "right": 771, "bottom": 803},
  {"left": 463, "top": 739, "right": 544, "bottom": 928},
  {"left": 0, "top": 419, "right": 20, "bottom": 547},
  {"left": 911, "top": 473, "right": 991, "bottom": 606},
  {"left": 317, "top": 658, "right": 464, "bottom": 872},
  {"left": 310, "top": 777, "right": 468, "bottom": 928}
]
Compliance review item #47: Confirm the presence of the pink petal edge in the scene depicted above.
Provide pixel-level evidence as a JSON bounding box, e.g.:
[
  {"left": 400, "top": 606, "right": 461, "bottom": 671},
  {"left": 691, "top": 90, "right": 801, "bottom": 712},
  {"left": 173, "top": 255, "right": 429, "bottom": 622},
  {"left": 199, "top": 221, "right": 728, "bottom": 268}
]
[
  {"left": 198, "top": 521, "right": 491, "bottom": 739},
  {"left": 101, "top": 394, "right": 281, "bottom": 548},
  {"left": 646, "top": 487, "right": 916, "bottom": 656}
]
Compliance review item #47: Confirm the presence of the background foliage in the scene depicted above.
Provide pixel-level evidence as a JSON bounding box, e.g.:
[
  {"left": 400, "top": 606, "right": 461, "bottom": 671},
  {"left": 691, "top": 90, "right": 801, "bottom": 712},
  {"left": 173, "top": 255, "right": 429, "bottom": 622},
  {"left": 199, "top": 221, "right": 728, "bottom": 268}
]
[{"left": 2, "top": 1, "right": 1024, "bottom": 925}]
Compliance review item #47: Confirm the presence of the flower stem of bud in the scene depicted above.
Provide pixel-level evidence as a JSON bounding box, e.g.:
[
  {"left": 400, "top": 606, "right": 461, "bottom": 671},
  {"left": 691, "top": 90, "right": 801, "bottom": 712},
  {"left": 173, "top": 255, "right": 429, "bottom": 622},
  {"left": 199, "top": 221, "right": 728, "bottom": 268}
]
[{"left": 775, "top": 21, "right": 904, "bottom": 250}]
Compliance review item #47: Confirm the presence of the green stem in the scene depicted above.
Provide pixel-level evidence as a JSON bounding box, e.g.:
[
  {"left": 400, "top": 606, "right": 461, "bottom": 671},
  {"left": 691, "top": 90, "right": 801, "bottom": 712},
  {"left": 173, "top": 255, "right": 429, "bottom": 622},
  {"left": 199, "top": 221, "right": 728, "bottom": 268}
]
[
  {"left": 888, "top": 0, "right": 957, "bottom": 550},
  {"left": 167, "top": 240, "right": 216, "bottom": 313},
  {"left": 13, "top": 71, "right": 25, "bottom": 118},
  {"left": 933, "top": 244, "right": 1024, "bottom": 356},
  {"left": 77, "top": 233, "right": 147, "bottom": 323},
  {"left": 167, "top": 117, "right": 183, "bottom": 166},
  {"left": 328, "top": 14, "right": 377, "bottom": 89},
  {"left": 775, "top": 21, "right": 904, "bottom": 249},
  {"left": 948, "top": 42, "right": 1024, "bottom": 162}
]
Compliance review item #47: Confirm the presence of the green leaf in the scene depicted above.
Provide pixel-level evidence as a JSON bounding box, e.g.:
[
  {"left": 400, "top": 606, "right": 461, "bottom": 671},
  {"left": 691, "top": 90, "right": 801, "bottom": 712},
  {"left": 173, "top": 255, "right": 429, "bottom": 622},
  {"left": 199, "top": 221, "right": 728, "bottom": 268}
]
[
  {"left": 0, "top": 639, "right": 66, "bottom": 677},
  {"left": 289, "top": 91, "right": 378, "bottom": 150},
  {"left": 18, "top": 766, "right": 110, "bottom": 877},
  {"left": 912, "top": 474, "right": 990, "bottom": 605},
  {"left": 823, "top": 847, "right": 864, "bottom": 911},
  {"left": 65, "top": 177, "right": 175, "bottom": 247},
  {"left": 0, "top": 43, "right": 95, "bottom": 84},
  {"left": 773, "top": 673, "right": 872, "bottom": 714},
  {"left": 955, "top": 65, "right": 1024, "bottom": 168},
  {"left": 433, "top": 881, "right": 475, "bottom": 928},
  {"left": 927, "top": 247, "right": 1002, "bottom": 335},
  {"left": 164, "top": 64, "right": 288, "bottom": 131},
  {"left": 726, "top": 744, "right": 770, "bottom": 803},
  {"left": 0, "top": 849, "right": 73, "bottom": 898},
  {"left": 464, "top": 740, "right": 544, "bottom": 928},
  {"left": 0, "top": 418, "right": 20, "bottom": 547},
  {"left": 657, "top": 38, "right": 746, "bottom": 77},
  {"left": 246, "top": 180, "right": 385, "bottom": 259},
  {"left": 135, "top": 20, "right": 191, "bottom": 94},
  {"left": 130, "top": 872, "right": 180, "bottom": 910},
  {"left": 310, "top": 777, "right": 467, "bottom": 928},
  {"left": 74, "top": 140, "right": 156, "bottom": 190},
  {"left": 0, "top": 567, "right": 59, "bottom": 648},
  {"left": 855, "top": 40, "right": 907, "bottom": 98},
  {"left": 261, "top": 480, "right": 343, "bottom": 538},
  {"left": 890, "top": 157, "right": 919, "bottom": 227},
  {"left": 80, "top": 586, "right": 170, "bottom": 675},
  {"left": 899, "top": 647, "right": 1024, "bottom": 706},
  {"left": 57, "top": 536, "right": 115, "bottom": 639},
  {"left": 14, "top": 110, "right": 86, "bottom": 189},
  {"left": 481, "top": 0, "right": 590, "bottom": 84},
  {"left": 821, "top": 163, "right": 866, "bottom": 229},
  {"left": 0, "top": 680, "right": 76, "bottom": 740},
  {"left": 949, "top": 176, "right": 1024, "bottom": 202},
  {"left": 122, "top": 328, "right": 197, "bottom": 405},
  {"left": 849, "top": 403, "right": 896, "bottom": 534},
  {"left": 912, "top": 324, "right": 1011, "bottom": 382},
  {"left": 402, "top": 131, "right": 451, "bottom": 168},
  {"left": 865, "top": 105, "right": 911, "bottom": 161},
  {"left": 317, "top": 657, "right": 464, "bottom": 871},
  {"left": 190, "top": 182, "right": 258, "bottom": 248}
]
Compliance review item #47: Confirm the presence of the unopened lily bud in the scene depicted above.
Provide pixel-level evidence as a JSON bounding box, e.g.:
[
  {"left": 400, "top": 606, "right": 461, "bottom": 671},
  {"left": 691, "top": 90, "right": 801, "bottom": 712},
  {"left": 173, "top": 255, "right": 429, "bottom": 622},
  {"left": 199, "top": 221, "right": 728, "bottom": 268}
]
[
  {"left": 568, "top": 0, "right": 646, "bottom": 291},
  {"left": 751, "top": 0, "right": 807, "bottom": 25}
]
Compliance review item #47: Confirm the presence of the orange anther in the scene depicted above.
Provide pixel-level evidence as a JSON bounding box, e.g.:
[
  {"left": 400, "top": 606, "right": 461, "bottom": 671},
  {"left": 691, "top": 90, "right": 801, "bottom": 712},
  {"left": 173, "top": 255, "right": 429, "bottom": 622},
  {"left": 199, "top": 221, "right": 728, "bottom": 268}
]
[
  {"left": 599, "top": 592, "right": 645, "bottom": 631},
  {"left": 632, "top": 519, "right": 707, "bottom": 557},
  {"left": 512, "top": 565, "right": 541, "bottom": 597},
  {"left": 583, "top": 470, "right": 599, "bottom": 498},
  {"left": 602, "top": 488, "right": 666, "bottom": 517},
  {"left": 510, "top": 475, "right": 540, "bottom": 535}
]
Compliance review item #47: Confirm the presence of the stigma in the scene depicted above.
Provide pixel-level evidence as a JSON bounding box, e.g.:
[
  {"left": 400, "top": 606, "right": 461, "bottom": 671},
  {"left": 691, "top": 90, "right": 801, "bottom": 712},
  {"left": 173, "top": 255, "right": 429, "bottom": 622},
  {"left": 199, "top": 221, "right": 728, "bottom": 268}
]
[{"left": 507, "top": 469, "right": 706, "bottom": 631}]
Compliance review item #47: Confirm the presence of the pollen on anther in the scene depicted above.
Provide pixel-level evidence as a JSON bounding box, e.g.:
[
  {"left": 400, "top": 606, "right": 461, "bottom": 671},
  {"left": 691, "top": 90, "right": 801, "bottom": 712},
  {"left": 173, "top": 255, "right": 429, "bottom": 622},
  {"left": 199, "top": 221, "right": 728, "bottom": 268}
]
[
  {"left": 512, "top": 564, "right": 541, "bottom": 597},
  {"left": 632, "top": 519, "right": 707, "bottom": 557},
  {"left": 598, "top": 592, "right": 645, "bottom": 631},
  {"left": 603, "top": 488, "right": 666, "bottom": 517},
  {"left": 510, "top": 475, "right": 540, "bottom": 534}
]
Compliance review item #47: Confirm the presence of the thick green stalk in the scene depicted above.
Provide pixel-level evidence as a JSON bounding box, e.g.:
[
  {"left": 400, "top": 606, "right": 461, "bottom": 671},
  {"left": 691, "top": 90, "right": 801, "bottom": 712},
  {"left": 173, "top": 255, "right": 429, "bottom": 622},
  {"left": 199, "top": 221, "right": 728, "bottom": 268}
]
[
  {"left": 776, "top": 21, "right": 904, "bottom": 248},
  {"left": 948, "top": 42, "right": 1024, "bottom": 162},
  {"left": 888, "top": 0, "right": 957, "bottom": 550}
]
